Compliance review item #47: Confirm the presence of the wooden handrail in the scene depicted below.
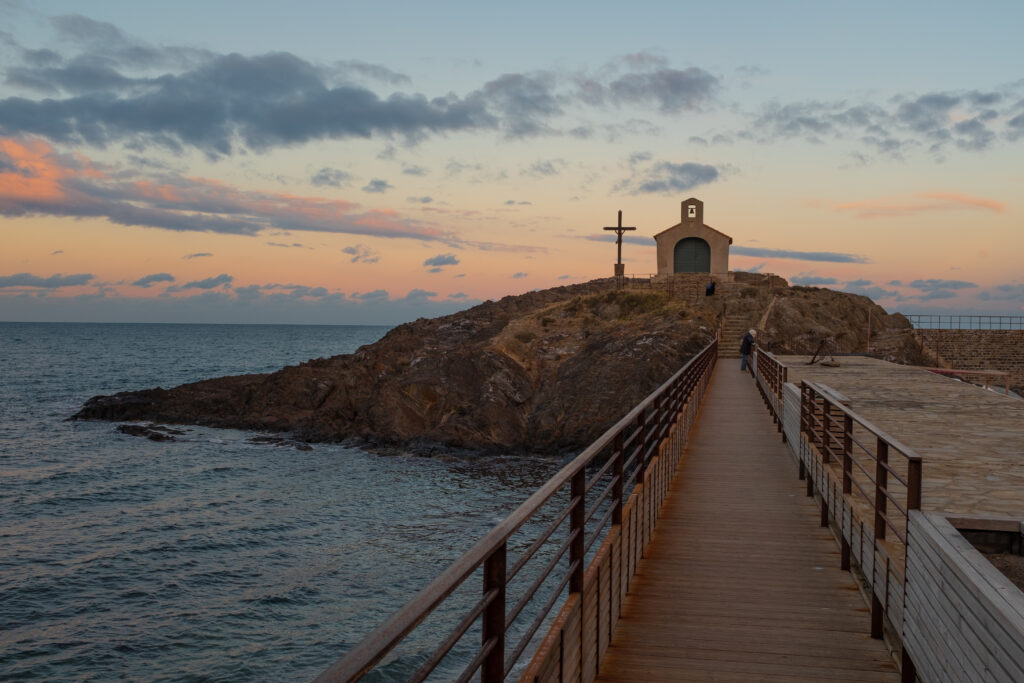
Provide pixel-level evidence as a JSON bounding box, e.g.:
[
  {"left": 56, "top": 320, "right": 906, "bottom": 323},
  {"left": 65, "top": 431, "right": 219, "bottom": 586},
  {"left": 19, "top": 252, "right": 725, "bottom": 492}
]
[{"left": 314, "top": 340, "right": 718, "bottom": 682}]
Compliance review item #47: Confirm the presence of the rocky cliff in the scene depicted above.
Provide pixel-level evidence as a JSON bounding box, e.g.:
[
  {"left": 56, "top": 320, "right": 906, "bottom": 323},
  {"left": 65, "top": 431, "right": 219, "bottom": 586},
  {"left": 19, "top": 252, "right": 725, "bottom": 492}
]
[{"left": 73, "top": 274, "right": 926, "bottom": 453}]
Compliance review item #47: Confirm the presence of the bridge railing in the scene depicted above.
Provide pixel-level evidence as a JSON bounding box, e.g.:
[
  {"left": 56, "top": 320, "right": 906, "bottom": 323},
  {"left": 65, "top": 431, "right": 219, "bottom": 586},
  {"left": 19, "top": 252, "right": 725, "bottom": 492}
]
[
  {"left": 753, "top": 347, "right": 787, "bottom": 433},
  {"left": 906, "top": 314, "right": 1024, "bottom": 330},
  {"left": 315, "top": 340, "right": 718, "bottom": 682},
  {"left": 798, "top": 381, "right": 923, "bottom": 641}
]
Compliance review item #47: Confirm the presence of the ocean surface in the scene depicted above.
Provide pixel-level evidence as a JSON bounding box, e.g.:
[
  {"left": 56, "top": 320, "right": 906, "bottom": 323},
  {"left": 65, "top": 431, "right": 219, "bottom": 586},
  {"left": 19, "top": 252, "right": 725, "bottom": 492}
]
[{"left": 0, "top": 322, "right": 567, "bottom": 681}]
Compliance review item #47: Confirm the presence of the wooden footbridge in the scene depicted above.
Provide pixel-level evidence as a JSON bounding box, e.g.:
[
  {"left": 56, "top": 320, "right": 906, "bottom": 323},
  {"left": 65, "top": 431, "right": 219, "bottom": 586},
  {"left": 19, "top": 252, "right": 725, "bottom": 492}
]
[{"left": 315, "top": 342, "right": 925, "bottom": 682}]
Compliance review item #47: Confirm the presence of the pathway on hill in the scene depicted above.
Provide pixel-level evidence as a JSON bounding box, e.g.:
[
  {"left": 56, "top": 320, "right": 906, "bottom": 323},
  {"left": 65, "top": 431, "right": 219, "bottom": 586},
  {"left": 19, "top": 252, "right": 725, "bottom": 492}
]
[{"left": 595, "top": 361, "right": 901, "bottom": 682}]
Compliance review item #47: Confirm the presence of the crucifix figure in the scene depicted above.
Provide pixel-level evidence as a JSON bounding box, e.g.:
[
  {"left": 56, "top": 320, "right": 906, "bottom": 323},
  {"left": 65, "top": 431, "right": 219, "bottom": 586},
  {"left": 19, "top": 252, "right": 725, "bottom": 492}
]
[{"left": 603, "top": 209, "right": 636, "bottom": 277}]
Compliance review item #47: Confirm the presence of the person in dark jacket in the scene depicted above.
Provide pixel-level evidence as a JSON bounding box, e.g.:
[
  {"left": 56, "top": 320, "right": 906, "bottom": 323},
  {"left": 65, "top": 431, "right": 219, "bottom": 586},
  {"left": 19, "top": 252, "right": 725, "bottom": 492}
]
[{"left": 740, "top": 329, "right": 756, "bottom": 371}]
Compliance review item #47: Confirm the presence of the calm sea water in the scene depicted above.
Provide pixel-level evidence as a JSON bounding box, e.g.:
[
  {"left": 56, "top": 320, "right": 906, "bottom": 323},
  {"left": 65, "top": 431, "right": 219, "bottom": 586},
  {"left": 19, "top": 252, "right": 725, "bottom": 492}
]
[{"left": 0, "top": 323, "right": 565, "bottom": 681}]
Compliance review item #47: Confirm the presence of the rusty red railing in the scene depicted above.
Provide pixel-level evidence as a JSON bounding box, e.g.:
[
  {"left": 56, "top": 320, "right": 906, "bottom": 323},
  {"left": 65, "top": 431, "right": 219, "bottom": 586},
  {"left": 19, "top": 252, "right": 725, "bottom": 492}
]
[{"left": 314, "top": 341, "right": 718, "bottom": 682}]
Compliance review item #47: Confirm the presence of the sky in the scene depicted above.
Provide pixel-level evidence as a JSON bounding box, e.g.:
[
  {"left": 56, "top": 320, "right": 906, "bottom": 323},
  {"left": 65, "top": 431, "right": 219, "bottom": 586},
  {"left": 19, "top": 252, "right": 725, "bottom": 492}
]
[{"left": 1, "top": 0, "right": 1022, "bottom": 324}]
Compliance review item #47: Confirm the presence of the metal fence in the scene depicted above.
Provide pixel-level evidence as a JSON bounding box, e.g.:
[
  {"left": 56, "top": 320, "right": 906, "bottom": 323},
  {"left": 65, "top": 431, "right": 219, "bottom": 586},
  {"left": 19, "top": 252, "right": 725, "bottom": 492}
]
[
  {"left": 905, "top": 314, "right": 1024, "bottom": 330},
  {"left": 315, "top": 341, "right": 718, "bottom": 682}
]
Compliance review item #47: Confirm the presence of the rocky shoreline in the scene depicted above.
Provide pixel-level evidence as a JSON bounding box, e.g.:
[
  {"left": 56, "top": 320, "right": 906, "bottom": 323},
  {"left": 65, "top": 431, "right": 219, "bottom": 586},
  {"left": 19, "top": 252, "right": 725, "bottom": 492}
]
[{"left": 73, "top": 275, "right": 925, "bottom": 454}]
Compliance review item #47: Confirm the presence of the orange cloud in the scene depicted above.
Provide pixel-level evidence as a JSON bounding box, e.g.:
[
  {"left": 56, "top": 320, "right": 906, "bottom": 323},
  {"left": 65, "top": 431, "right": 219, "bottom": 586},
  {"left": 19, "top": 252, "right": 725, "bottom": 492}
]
[
  {"left": 827, "top": 191, "right": 1006, "bottom": 218},
  {"left": 0, "top": 136, "right": 446, "bottom": 241},
  {"left": 0, "top": 137, "right": 103, "bottom": 204}
]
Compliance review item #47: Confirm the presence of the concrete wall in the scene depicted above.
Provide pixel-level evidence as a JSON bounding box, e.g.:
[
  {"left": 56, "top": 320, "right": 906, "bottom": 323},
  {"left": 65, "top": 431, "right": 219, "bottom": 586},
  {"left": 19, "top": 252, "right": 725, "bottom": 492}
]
[
  {"left": 914, "top": 330, "right": 1024, "bottom": 391},
  {"left": 903, "top": 512, "right": 1024, "bottom": 683}
]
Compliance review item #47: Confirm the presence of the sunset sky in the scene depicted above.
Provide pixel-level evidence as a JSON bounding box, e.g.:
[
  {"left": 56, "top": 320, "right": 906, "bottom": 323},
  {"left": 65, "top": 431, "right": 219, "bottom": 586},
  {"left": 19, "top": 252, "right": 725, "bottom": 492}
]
[{"left": 2, "top": 1, "right": 1022, "bottom": 324}]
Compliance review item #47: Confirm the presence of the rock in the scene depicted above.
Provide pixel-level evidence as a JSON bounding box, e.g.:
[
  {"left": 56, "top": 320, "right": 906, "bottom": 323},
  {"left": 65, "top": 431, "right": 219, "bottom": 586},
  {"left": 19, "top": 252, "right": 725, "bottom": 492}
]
[
  {"left": 75, "top": 276, "right": 927, "bottom": 454},
  {"left": 247, "top": 435, "right": 313, "bottom": 451},
  {"left": 117, "top": 423, "right": 177, "bottom": 441}
]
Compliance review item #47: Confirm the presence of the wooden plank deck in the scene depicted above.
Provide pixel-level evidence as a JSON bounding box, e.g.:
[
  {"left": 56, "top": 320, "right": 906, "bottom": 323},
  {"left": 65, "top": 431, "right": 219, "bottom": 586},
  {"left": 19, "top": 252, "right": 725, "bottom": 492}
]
[{"left": 596, "top": 362, "right": 901, "bottom": 682}]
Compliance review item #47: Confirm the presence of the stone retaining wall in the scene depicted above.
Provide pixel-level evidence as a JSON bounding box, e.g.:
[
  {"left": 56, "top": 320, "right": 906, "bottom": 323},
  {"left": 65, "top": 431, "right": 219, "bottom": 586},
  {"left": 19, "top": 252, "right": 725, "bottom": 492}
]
[{"left": 914, "top": 329, "right": 1024, "bottom": 391}]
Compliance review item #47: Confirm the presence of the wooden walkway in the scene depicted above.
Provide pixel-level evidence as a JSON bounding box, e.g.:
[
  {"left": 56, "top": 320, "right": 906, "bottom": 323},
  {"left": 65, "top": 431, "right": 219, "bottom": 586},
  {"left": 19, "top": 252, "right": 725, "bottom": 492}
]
[{"left": 596, "top": 363, "right": 901, "bottom": 682}]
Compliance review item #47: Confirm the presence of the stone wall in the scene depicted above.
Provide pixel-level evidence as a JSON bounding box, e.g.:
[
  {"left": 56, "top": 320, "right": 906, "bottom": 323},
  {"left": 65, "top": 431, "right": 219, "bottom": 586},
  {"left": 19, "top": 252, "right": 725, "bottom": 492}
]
[{"left": 914, "top": 329, "right": 1024, "bottom": 392}]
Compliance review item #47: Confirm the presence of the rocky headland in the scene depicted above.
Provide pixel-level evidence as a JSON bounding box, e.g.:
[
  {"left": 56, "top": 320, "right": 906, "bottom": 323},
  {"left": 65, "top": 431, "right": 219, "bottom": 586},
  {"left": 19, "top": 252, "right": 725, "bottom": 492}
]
[{"left": 73, "top": 274, "right": 927, "bottom": 454}]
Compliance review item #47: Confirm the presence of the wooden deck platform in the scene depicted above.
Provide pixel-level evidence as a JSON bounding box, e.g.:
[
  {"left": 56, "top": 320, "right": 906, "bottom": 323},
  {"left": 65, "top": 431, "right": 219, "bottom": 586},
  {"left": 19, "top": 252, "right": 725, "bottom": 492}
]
[{"left": 596, "top": 362, "right": 901, "bottom": 682}]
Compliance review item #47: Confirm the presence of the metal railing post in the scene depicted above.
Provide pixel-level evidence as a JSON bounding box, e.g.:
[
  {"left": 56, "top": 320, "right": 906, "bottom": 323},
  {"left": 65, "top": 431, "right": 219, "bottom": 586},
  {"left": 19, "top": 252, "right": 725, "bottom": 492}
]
[
  {"left": 874, "top": 439, "right": 888, "bottom": 540},
  {"left": 636, "top": 408, "right": 648, "bottom": 484},
  {"left": 820, "top": 400, "right": 831, "bottom": 464},
  {"left": 569, "top": 469, "right": 586, "bottom": 594},
  {"left": 612, "top": 433, "right": 624, "bottom": 526},
  {"left": 482, "top": 543, "right": 506, "bottom": 682},
  {"left": 907, "top": 459, "right": 922, "bottom": 512},
  {"left": 841, "top": 414, "right": 853, "bottom": 571}
]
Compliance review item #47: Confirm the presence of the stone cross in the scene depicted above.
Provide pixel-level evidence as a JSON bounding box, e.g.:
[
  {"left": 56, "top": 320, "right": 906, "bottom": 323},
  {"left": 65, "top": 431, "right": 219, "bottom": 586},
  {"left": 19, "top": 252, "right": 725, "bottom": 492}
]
[{"left": 603, "top": 210, "right": 636, "bottom": 276}]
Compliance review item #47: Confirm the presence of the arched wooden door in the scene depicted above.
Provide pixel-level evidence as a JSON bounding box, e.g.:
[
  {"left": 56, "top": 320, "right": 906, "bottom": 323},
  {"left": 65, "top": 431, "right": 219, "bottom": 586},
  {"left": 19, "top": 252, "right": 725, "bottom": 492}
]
[{"left": 673, "top": 237, "right": 711, "bottom": 272}]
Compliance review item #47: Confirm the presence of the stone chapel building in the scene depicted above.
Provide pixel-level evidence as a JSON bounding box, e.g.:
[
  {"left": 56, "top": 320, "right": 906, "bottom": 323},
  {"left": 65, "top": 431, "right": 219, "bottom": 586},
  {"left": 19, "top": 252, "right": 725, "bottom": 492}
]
[{"left": 654, "top": 198, "right": 731, "bottom": 275}]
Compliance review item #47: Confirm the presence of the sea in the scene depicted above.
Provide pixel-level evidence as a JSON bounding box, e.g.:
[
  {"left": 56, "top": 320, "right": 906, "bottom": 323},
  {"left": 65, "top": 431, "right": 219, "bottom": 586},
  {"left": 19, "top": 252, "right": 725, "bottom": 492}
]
[{"left": 0, "top": 322, "right": 567, "bottom": 681}]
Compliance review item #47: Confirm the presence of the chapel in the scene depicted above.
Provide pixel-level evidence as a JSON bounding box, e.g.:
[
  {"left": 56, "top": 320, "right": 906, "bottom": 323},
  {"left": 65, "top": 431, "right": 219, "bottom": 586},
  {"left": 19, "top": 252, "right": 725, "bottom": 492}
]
[{"left": 653, "top": 198, "right": 732, "bottom": 275}]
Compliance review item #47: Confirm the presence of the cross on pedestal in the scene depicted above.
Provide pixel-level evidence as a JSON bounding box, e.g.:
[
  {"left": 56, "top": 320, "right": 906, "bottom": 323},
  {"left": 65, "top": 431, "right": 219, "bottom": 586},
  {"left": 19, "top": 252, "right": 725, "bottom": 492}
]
[{"left": 603, "top": 210, "right": 636, "bottom": 277}]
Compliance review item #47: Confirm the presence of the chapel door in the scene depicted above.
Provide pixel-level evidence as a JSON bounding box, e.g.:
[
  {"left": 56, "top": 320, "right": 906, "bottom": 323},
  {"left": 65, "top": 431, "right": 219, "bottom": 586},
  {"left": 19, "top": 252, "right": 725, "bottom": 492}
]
[{"left": 673, "top": 237, "right": 711, "bottom": 272}]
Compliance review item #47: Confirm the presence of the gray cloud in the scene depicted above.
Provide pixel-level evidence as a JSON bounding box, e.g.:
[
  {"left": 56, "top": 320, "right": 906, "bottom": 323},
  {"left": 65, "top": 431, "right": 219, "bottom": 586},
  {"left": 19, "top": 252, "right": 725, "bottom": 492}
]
[
  {"left": 512, "top": 272, "right": 528, "bottom": 279},
  {"left": 841, "top": 282, "right": 902, "bottom": 300},
  {"left": 523, "top": 159, "right": 563, "bottom": 177},
  {"left": 183, "top": 252, "right": 212, "bottom": 259},
  {"left": 904, "top": 278, "right": 977, "bottom": 302},
  {"left": 624, "top": 161, "right": 720, "bottom": 194},
  {"left": 585, "top": 234, "right": 654, "bottom": 246},
  {"left": 402, "top": 164, "right": 429, "bottom": 176},
  {"left": 132, "top": 272, "right": 175, "bottom": 287},
  {"left": 356, "top": 289, "right": 389, "bottom": 301},
  {"left": 311, "top": 167, "right": 352, "bottom": 187},
  {"left": 407, "top": 196, "right": 433, "bottom": 203},
  {"left": 0, "top": 285, "right": 481, "bottom": 324},
  {"left": 176, "top": 273, "right": 233, "bottom": 290},
  {"left": 332, "top": 59, "right": 410, "bottom": 86},
  {"left": 424, "top": 253, "right": 459, "bottom": 267},
  {"left": 0, "top": 51, "right": 497, "bottom": 154},
  {"left": 979, "top": 284, "right": 1024, "bottom": 301},
  {"left": 790, "top": 275, "right": 838, "bottom": 286},
  {"left": 0, "top": 271, "right": 93, "bottom": 288},
  {"left": 731, "top": 246, "right": 870, "bottom": 263},
  {"left": 908, "top": 279, "right": 978, "bottom": 291},
  {"left": 918, "top": 289, "right": 958, "bottom": 301},
  {"left": 480, "top": 72, "right": 561, "bottom": 138},
  {"left": 504, "top": 199, "right": 532, "bottom": 206},
  {"left": 607, "top": 67, "right": 719, "bottom": 114},
  {"left": 362, "top": 179, "right": 393, "bottom": 193},
  {"left": 342, "top": 244, "right": 380, "bottom": 263},
  {"left": 747, "top": 86, "right": 1024, "bottom": 158},
  {"left": 402, "top": 288, "right": 436, "bottom": 302}
]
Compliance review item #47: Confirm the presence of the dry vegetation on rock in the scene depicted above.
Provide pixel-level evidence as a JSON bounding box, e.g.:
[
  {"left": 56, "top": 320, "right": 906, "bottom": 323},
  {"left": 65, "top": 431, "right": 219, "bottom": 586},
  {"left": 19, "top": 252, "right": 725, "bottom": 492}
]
[{"left": 74, "top": 274, "right": 929, "bottom": 454}]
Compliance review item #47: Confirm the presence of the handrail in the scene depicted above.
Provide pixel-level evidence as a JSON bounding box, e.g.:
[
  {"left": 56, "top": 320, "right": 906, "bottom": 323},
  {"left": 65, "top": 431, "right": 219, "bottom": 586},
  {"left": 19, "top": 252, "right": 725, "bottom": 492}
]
[
  {"left": 906, "top": 314, "right": 1024, "bottom": 330},
  {"left": 314, "top": 340, "right": 718, "bottom": 682},
  {"left": 753, "top": 347, "right": 787, "bottom": 437},
  {"left": 797, "top": 380, "right": 923, "bottom": 642}
]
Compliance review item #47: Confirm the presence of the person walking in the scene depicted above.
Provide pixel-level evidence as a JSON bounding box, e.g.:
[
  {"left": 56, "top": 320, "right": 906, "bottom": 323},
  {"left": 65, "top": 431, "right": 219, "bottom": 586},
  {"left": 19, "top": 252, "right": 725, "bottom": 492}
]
[{"left": 740, "top": 329, "right": 756, "bottom": 371}]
